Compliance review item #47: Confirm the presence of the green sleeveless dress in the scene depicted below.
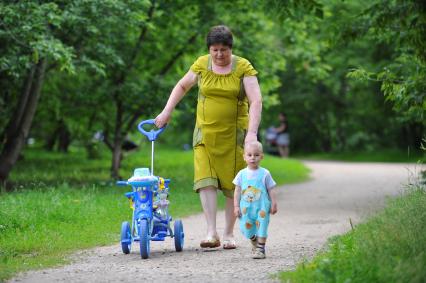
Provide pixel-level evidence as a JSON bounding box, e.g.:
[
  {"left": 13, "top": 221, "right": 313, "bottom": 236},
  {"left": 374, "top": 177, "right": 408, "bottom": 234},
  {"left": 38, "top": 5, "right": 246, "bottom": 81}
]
[{"left": 190, "top": 54, "right": 258, "bottom": 198}]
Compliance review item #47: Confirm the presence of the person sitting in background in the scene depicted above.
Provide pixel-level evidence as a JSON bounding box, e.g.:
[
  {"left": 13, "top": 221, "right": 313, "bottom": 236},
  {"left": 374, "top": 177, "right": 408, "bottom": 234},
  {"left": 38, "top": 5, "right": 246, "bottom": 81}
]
[{"left": 274, "top": 112, "right": 290, "bottom": 157}]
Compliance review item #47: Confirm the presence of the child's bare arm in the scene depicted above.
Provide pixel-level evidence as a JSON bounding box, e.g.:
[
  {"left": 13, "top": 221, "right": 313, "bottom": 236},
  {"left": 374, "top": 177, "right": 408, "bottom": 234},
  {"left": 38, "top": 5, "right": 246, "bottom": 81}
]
[
  {"left": 234, "top": 185, "right": 242, "bottom": 217},
  {"left": 268, "top": 187, "right": 278, "bottom": 215}
]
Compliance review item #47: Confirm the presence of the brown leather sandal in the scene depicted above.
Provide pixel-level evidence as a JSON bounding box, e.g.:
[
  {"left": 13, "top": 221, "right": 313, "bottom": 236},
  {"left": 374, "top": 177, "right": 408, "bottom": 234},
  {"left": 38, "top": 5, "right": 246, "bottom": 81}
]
[
  {"left": 223, "top": 239, "right": 236, "bottom": 249},
  {"left": 200, "top": 237, "right": 221, "bottom": 248}
]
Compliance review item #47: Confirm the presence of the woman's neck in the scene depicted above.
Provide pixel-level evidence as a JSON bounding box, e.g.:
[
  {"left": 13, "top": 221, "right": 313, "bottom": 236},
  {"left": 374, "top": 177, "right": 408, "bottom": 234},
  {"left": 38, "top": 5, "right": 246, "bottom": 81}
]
[{"left": 211, "top": 61, "right": 232, "bottom": 74}]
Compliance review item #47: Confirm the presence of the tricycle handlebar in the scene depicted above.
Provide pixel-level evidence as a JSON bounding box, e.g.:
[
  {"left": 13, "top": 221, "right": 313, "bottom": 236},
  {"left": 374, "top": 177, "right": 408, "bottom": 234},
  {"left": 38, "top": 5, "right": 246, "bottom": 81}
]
[{"left": 137, "top": 119, "right": 166, "bottom": 142}]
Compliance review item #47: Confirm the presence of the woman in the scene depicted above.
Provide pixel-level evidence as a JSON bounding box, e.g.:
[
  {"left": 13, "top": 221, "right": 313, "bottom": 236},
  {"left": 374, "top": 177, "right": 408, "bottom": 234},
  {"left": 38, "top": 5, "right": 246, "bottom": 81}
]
[{"left": 155, "top": 25, "right": 262, "bottom": 249}]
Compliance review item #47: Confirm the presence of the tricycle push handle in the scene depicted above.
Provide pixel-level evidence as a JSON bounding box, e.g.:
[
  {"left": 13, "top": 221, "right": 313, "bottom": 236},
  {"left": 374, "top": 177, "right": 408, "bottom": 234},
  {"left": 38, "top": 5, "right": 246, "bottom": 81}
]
[{"left": 138, "top": 119, "right": 166, "bottom": 142}]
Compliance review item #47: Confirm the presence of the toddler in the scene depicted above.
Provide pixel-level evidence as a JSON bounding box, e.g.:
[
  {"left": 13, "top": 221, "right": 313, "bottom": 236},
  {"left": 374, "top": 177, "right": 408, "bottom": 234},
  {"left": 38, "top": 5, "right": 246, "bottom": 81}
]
[{"left": 233, "top": 141, "right": 278, "bottom": 259}]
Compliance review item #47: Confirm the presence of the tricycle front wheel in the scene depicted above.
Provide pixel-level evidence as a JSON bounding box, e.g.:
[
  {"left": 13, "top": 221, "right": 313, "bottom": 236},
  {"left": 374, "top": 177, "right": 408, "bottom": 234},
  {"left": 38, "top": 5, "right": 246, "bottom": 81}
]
[{"left": 139, "top": 219, "right": 150, "bottom": 259}]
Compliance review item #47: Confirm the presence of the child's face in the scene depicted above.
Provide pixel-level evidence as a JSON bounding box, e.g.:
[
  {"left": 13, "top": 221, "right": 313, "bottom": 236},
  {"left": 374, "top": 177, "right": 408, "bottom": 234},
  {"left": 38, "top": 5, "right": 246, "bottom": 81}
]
[{"left": 244, "top": 145, "right": 263, "bottom": 169}]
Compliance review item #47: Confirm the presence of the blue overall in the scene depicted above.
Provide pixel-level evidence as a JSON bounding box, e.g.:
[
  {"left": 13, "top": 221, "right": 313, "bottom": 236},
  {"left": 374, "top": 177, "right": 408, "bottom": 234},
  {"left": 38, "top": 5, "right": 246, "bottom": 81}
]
[{"left": 239, "top": 168, "right": 271, "bottom": 239}]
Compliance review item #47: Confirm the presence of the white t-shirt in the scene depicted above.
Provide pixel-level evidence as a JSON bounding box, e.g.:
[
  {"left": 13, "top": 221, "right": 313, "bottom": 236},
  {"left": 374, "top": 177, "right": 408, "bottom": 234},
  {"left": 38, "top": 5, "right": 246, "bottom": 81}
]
[{"left": 232, "top": 167, "right": 277, "bottom": 190}]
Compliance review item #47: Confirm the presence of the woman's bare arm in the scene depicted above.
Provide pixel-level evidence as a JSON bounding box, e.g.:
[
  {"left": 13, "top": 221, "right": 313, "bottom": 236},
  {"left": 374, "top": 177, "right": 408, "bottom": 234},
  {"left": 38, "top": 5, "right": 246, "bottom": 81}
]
[
  {"left": 243, "top": 76, "right": 262, "bottom": 144},
  {"left": 155, "top": 70, "right": 198, "bottom": 128}
]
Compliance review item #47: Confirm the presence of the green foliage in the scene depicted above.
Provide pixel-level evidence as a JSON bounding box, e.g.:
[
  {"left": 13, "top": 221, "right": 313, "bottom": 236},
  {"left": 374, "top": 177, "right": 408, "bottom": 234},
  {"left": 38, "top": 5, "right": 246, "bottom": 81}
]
[
  {"left": 347, "top": 55, "right": 426, "bottom": 123},
  {"left": 0, "top": 2, "right": 74, "bottom": 76},
  {"left": 263, "top": 0, "right": 424, "bottom": 154},
  {"left": 0, "top": 146, "right": 309, "bottom": 280},
  {"left": 278, "top": 185, "right": 426, "bottom": 283},
  {"left": 1, "top": 0, "right": 424, "bottom": 178},
  {"left": 265, "top": 0, "right": 324, "bottom": 20},
  {"left": 344, "top": 0, "right": 426, "bottom": 123}
]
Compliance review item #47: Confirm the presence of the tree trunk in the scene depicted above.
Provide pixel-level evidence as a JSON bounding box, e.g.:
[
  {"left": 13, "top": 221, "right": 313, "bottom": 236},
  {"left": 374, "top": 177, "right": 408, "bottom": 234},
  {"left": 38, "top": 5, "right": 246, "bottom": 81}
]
[
  {"left": 0, "top": 65, "right": 36, "bottom": 144},
  {"left": 56, "top": 119, "right": 71, "bottom": 152},
  {"left": 0, "top": 59, "right": 47, "bottom": 184},
  {"left": 45, "top": 125, "right": 59, "bottom": 151},
  {"left": 111, "top": 142, "right": 123, "bottom": 180},
  {"left": 44, "top": 119, "right": 72, "bottom": 152},
  {"left": 57, "top": 124, "right": 71, "bottom": 153},
  {"left": 106, "top": 3, "right": 157, "bottom": 179},
  {"left": 110, "top": 101, "right": 124, "bottom": 179}
]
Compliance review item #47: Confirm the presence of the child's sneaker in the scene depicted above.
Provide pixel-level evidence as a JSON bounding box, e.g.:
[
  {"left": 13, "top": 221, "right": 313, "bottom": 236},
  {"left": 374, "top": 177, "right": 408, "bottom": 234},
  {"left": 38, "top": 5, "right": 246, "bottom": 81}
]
[
  {"left": 252, "top": 247, "right": 266, "bottom": 259},
  {"left": 250, "top": 239, "right": 257, "bottom": 252}
]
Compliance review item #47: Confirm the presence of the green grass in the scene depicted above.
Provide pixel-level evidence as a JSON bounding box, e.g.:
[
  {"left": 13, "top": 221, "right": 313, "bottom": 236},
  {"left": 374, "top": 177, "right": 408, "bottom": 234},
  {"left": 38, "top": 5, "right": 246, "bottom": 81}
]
[
  {"left": 0, "top": 144, "right": 309, "bottom": 281},
  {"left": 277, "top": 185, "right": 426, "bottom": 283},
  {"left": 0, "top": 184, "right": 127, "bottom": 280},
  {"left": 292, "top": 148, "right": 425, "bottom": 163}
]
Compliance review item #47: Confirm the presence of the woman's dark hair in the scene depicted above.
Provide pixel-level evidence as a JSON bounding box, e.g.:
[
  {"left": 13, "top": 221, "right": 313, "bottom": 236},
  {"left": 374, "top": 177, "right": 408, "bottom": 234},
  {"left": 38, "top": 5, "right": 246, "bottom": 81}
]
[{"left": 206, "top": 25, "right": 233, "bottom": 49}]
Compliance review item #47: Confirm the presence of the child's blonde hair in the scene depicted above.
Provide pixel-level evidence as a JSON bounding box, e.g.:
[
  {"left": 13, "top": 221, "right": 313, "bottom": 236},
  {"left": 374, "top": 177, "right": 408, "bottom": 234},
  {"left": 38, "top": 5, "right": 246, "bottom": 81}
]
[{"left": 244, "top": 141, "right": 263, "bottom": 153}]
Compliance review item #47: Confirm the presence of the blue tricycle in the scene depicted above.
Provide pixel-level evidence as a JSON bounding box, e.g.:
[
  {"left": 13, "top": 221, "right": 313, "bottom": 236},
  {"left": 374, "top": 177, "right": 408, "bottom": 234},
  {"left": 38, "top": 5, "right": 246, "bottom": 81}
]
[{"left": 117, "top": 119, "right": 184, "bottom": 259}]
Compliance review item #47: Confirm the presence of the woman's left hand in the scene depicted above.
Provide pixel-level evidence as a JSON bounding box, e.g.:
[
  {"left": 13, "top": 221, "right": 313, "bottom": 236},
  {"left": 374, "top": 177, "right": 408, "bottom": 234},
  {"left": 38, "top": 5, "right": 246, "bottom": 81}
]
[{"left": 244, "top": 132, "right": 258, "bottom": 145}]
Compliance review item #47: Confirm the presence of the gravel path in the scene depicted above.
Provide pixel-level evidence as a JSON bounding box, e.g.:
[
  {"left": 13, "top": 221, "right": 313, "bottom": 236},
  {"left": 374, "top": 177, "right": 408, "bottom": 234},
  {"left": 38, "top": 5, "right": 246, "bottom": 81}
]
[{"left": 9, "top": 161, "right": 423, "bottom": 283}]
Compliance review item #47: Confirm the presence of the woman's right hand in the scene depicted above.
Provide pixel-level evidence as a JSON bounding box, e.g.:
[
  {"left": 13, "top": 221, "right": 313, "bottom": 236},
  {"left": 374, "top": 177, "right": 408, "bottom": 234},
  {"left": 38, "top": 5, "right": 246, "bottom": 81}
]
[
  {"left": 154, "top": 110, "right": 171, "bottom": 128},
  {"left": 154, "top": 71, "right": 196, "bottom": 128}
]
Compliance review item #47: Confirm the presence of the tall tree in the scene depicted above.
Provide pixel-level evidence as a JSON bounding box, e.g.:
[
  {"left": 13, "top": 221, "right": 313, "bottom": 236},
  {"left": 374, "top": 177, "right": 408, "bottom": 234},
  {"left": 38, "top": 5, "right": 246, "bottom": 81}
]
[
  {"left": 0, "top": 1, "right": 153, "bottom": 182},
  {"left": 0, "top": 2, "right": 73, "bottom": 183}
]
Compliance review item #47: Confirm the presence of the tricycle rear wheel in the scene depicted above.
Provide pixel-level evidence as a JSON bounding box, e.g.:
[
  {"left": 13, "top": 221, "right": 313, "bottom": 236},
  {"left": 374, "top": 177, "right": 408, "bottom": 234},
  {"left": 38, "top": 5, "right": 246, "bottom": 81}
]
[
  {"left": 174, "top": 219, "right": 184, "bottom": 252},
  {"left": 120, "top": 221, "right": 131, "bottom": 254}
]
